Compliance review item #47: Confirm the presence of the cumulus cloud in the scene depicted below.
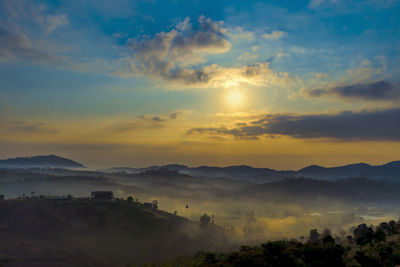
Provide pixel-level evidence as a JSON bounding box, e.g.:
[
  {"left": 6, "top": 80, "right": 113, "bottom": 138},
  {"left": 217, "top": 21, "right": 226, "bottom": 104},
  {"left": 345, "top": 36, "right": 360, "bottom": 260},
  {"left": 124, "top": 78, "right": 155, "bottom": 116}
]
[
  {"left": 128, "top": 15, "right": 230, "bottom": 70},
  {"left": 127, "top": 16, "right": 292, "bottom": 88},
  {"left": 189, "top": 108, "right": 400, "bottom": 141},
  {"left": 307, "top": 81, "right": 400, "bottom": 102},
  {"left": 0, "top": 26, "right": 67, "bottom": 64},
  {"left": 262, "top": 31, "right": 287, "bottom": 41}
]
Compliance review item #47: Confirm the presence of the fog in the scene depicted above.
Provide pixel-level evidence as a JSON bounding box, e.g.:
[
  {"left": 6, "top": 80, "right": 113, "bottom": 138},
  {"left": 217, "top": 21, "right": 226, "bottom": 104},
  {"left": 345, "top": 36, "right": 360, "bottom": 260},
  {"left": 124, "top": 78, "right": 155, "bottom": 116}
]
[{"left": 2, "top": 167, "right": 399, "bottom": 244}]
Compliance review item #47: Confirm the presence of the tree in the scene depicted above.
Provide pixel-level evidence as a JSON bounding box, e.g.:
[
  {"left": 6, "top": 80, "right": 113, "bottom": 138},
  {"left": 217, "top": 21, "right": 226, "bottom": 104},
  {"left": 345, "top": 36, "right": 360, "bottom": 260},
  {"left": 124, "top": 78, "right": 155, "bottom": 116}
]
[
  {"left": 373, "top": 228, "right": 386, "bottom": 242},
  {"left": 354, "top": 224, "right": 374, "bottom": 246},
  {"left": 309, "top": 229, "right": 320, "bottom": 244},
  {"left": 199, "top": 214, "right": 211, "bottom": 228},
  {"left": 389, "top": 220, "right": 399, "bottom": 235},
  {"left": 346, "top": 235, "right": 354, "bottom": 244},
  {"left": 127, "top": 196, "right": 133, "bottom": 203},
  {"left": 321, "top": 228, "right": 335, "bottom": 245},
  {"left": 152, "top": 200, "right": 158, "bottom": 209}
]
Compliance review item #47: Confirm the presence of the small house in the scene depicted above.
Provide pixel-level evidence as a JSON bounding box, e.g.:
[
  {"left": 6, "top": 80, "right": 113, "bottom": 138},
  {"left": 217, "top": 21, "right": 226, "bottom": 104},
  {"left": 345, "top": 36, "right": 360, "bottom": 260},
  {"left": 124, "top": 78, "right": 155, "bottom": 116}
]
[
  {"left": 91, "top": 191, "right": 113, "bottom": 200},
  {"left": 143, "top": 202, "right": 153, "bottom": 208}
]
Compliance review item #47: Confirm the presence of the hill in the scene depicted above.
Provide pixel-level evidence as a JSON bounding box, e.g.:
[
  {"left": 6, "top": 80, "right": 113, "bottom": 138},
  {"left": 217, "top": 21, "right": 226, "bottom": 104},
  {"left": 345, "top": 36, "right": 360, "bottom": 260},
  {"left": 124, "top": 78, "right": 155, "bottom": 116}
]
[
  {"left": 241, "top": 177, "right": 400, "bottom": 203},
  {"left": 0, "top": 197, "right": 229, "bottom": 267},
  {"left": 106, "top": 160, "right": 400, "bottom": 183},
  {"left": 298, "top": 161, "right": 400, "bottom": 181},
  {"left": 0, "top": 155, "right": 85, "bottom": 169}
]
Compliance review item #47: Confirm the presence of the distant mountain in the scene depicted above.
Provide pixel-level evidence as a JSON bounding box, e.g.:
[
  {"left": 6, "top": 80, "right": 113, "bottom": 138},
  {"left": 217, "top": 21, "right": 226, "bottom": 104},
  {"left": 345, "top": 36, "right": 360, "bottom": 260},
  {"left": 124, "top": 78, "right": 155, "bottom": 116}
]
[
  {"left": 242, "top": 177, "right": 400, "bottom": 202},
  {"left": 106, "top": 160, "right": 400, "bottom": 183},
  {"left": 0, "top": 155, "right": 85, "bottom": 168},
  {"left": 298, "top": 161, "right": 400, "bottom": 181},
  {"left": 158, "top": 162, "right": 400, "bottom": 182},
  {"left": 147, "top": 164, "right": 294, "bottom": 183}
]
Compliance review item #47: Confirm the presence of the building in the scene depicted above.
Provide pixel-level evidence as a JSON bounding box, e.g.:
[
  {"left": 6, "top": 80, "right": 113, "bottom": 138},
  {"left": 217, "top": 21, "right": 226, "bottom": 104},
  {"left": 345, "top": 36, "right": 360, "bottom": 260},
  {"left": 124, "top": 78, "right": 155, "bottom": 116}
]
[
  {"left": 91, "top": 191, "right": 113, "bottom": 200},
  {"left": 143, "top": 202, "right": 154, "bottom": 208}
]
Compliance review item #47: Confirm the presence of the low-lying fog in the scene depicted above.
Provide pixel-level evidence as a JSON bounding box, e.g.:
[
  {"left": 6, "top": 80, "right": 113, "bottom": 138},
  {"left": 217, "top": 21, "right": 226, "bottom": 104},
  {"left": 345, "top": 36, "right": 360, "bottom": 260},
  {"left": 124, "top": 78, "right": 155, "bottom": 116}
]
[{"left": 1, "top": 167, "right": 399, "bottom": 243}]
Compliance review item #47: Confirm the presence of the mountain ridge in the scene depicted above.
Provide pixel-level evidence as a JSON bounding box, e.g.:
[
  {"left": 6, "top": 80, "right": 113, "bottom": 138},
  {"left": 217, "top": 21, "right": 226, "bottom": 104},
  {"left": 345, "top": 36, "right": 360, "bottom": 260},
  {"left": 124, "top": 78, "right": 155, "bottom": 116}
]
[
  {"left": 0, "top": 155, "right": 85, "bottom": 168},
  {"left": 2, "top": 154, "right": 400, "bottom": 182}
]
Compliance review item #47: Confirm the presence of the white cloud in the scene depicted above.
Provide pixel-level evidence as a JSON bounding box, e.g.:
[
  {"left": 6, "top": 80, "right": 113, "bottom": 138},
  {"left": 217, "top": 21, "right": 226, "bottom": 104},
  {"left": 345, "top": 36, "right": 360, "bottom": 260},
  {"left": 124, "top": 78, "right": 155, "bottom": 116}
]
[
  {"left": 126, "top": 17, "right": 295, "bottom": 89},
  {"left": 228, "top": 27, "right": 255, "bottom": 41},
  {"left": 45, "top": 14, "right": 68, "bottom": 34},
  {"left": 262, "top": 31, "right": 287, "bottom": 41}
]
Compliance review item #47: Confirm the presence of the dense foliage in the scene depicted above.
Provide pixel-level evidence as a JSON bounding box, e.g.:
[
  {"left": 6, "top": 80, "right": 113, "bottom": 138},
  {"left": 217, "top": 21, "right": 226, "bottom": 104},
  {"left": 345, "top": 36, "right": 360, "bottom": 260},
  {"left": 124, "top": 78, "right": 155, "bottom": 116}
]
[{"left": 145, "top": 220, "right": 400, "bottom": 267}]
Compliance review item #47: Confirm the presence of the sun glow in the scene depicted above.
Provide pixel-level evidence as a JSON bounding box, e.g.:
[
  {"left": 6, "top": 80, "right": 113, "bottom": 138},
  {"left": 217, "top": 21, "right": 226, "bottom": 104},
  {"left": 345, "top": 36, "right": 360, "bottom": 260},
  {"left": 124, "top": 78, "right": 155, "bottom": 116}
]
[{"left": 226, "top": 89, "right": 244, "bottom": 106}]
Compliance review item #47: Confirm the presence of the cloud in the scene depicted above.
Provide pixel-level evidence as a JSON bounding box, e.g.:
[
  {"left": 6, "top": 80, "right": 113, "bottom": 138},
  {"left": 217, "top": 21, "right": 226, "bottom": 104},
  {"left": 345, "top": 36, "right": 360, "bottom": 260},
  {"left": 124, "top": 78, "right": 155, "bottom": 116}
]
[
  {"left": 111, "top": 111, "right": 183, "bottom": 132},
  {"left": 127, "top": 15, "right": 230, "bottom": 71},
  {"left": 308, "top": 0, "right": 328, "bottom": 8},
  {"left": 308, "top": 0, "right": 399, "bottom": 10},
  {"left": 3, "top": 121, "right": 57, "bottom": 134},
  {"left": 189, "top": 108, "right": 400, "bottom": 141},
  {"left": 152, "top": 116, "right": 164, "bottom": 122},
  {"left": 228, "top": 27, "right": 255, "bottom": 41},
  {"left": 127, "top": 16, "right": 292, "bottom": 88},
  {"left": 307, "top": 81, "right": 400, "bottom": 102},
  {"left": 1, "top": 2, "right": 68, "bottom": 34},
  {"left": 262, "top": 31, "right": 287, "bottom": 41},
  {"left": 45, "top": 14, "right": 68, "bottom": 34},
  {"left": 0, "top": 26, "right": 67, "bottom": 64}
]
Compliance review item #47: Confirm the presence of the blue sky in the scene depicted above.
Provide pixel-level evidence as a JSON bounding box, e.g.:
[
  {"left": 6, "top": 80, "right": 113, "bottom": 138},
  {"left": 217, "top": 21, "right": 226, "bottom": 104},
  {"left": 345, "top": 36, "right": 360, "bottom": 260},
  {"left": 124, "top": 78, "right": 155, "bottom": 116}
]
[{"left": 1, "top": 0, "right": 400, "bottom": 168}]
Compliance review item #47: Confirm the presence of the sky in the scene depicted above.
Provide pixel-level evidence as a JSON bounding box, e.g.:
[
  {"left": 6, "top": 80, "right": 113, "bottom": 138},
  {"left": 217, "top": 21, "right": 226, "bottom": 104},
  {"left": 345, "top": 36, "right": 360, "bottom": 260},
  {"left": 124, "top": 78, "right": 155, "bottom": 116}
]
[{"left": 1, "top": 0, "right": 400, "bottom": 169}]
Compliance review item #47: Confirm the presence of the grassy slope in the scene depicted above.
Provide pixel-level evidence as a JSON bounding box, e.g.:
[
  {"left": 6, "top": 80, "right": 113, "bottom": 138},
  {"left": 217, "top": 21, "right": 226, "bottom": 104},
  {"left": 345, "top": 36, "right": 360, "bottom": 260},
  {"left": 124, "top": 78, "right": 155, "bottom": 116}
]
[{"left": 0, "top": 198, "right": 228, "bottom": 267}]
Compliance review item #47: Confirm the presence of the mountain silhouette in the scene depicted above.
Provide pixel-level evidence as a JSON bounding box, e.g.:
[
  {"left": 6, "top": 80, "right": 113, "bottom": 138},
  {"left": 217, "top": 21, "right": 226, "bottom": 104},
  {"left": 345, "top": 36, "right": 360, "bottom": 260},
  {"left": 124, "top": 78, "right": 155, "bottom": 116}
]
[
  {"left": 0, "top": 155, "right": 85, "bottom": 168},
  {"left": 298, "top": 161, "right": 400, "bottom": 180}
]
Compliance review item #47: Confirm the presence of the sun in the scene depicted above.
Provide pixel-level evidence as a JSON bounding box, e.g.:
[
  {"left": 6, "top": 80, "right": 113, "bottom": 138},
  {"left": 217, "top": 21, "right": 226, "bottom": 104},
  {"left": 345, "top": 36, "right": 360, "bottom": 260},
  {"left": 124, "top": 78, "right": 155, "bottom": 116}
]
[{"left": 227, "top": 89, "right": 244, "bottom": 106}]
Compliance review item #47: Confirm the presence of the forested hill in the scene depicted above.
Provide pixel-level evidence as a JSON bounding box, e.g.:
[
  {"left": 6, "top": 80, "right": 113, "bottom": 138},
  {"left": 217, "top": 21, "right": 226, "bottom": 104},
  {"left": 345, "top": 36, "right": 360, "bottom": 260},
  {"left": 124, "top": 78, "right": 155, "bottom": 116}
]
[
  {"left": 0, "top": 197, "right": 229, "bottom": 266},
  {"left": 0, "top": 155, "right": 85, "bottom": 168}
]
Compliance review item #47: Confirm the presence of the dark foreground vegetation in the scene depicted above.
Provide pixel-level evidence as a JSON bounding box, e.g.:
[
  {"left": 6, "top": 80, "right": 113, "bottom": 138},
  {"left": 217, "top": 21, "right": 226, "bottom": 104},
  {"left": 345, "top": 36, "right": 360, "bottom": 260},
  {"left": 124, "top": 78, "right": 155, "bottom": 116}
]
[
  {"left": 0, "top": 197, "right": 229, "bottom": 267},
  {"left": 2, "top": 196, "right": 400, "bottom": 266},
  {"left": 147, "top": 220, "right": 400, "bottom": 267}
]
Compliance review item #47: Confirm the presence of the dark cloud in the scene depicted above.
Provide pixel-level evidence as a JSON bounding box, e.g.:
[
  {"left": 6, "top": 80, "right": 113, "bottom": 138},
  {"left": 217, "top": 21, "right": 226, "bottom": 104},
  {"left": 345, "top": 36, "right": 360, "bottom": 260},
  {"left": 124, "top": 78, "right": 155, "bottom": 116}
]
[
  {"left": 152, "top": 116, "right": 164, "bottom": 122},
  {"left": 307, "top": 81, "right": 400, "bottom": 102},
  {"left": 8, "top": 121, "right": 57, "bottom": 134},
  {"left": 168, "top": 112, "right": 182, "bottom": 119},
  {"left": 0, "top": 26, "right": 67, "bottom": 64},
  {"left": 112, "top": 112, "right": 182, "bottom": 132},
  {"left": 189, "top": 108, "right": 400, "bottom": 141},
  {"left": 127, "top": 16, "right": 230, "bottom": 84}
]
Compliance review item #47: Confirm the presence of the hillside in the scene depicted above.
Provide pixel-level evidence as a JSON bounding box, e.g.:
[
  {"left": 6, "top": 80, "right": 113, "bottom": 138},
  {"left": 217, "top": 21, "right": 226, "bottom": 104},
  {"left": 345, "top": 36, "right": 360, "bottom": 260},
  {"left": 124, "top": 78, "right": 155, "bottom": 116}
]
[
  {"left": 0, "top": 155, "right": 85, "bottom": 169},
  {"left": 0, "top": 198, "right": 229, "bottom": 267}
]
